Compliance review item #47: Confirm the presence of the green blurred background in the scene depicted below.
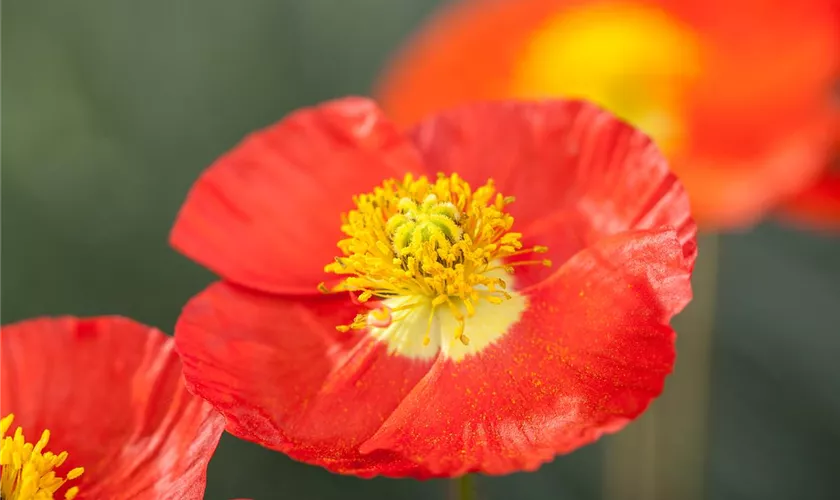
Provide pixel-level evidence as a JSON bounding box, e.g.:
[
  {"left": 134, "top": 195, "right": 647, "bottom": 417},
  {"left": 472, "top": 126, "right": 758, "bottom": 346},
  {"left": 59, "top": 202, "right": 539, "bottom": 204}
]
[{"left": 3, "top": 1, "right": 839, "bottom": 499}]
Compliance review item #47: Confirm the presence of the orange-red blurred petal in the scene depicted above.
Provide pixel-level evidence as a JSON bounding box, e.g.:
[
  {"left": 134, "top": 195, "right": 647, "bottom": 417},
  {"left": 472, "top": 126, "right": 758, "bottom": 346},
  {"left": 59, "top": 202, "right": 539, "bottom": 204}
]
[
  {"left": 672, "top": 120, "right": 836, "bottom": 228},
  {"left": 0, "top": 316, "right": 224, "bottom": 500},
  {"left": 409, "top": 100, "right": 696, "bottom": 286},
  {"left": 778, "top": 119, "right": 840, "bottom": 229},
  {"left": 170, "top": 97, "right": 425, "bottom": 295},
  {"left": 779, "top": 169, "right": 840, "bottom": 230}
]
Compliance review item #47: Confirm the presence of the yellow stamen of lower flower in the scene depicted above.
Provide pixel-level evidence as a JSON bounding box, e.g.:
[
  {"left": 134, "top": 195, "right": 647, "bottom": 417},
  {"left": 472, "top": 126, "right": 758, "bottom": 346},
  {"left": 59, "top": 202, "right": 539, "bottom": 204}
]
[
  {"left": 320, "top": 173, "right": 550, "bottom": 355},
  {"left": 0, "top": 414, "right": 83, "bottom": 500}
]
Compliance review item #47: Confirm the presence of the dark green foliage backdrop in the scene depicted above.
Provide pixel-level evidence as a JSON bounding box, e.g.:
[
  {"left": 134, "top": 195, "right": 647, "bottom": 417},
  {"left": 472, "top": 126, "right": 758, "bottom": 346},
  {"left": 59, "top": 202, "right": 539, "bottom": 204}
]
[{"left": 3, "top": 1, "right": 839, "bottom": 499}]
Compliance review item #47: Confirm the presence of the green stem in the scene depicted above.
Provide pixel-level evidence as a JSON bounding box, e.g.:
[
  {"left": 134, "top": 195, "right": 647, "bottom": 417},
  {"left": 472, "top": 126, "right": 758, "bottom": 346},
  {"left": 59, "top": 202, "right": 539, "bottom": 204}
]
[{"left": 450, "top": 475, "right": 476, "bottom": 500}]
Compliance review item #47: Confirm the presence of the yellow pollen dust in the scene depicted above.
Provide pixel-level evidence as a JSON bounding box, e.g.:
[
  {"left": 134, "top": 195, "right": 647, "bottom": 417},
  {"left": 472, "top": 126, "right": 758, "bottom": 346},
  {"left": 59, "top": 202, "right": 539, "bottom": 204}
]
[
  {"left": 0, "top": 414, "right": 83, "bottom": 500},
  {"left": 320, "top": 173, "right": 550, "bottom": 347}
]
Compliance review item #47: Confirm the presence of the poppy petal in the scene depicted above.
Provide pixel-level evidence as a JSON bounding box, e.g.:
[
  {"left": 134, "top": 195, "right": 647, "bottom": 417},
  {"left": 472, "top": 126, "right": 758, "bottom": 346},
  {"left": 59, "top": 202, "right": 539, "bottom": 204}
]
[
  {"left": 779, "top": 170, "right": 840, "bottom": 230},
  {"left": 778, "top": 125, "right": 840, "bottom": 230},
  {"left": 174, "top": 285, "right": 433, "bottom": 477},
  {"left": 678, "top": 99, "right": 836, "bottom": 228},
  {"left": 409, "top": 100, "right": 697, "bottom": 282},
  {"left": 170, "top": 97, "right": 425, "bottom": 295},
  {"left": 0, "top": 316, "right": 224, "bottom": 500},
  {"left": 359, "top": 227, "right": 690, "bottom": 476}
]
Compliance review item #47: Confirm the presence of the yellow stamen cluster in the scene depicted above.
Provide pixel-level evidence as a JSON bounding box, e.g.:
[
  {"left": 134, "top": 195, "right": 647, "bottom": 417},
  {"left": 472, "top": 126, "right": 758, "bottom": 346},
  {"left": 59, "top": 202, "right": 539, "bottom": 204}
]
[
  {"left": 0, "top": 414, "right": 83, "bottom": 500},
  {"left": 321, "top": 173, "right": 550, "bottom": 344}
]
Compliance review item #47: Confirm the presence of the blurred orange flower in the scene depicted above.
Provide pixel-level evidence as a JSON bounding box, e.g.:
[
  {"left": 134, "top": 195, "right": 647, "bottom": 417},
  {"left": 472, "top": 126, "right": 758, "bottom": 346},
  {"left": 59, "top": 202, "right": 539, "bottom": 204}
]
[{"left": 376, "top": 0, "right": 840, "bottom": 229}]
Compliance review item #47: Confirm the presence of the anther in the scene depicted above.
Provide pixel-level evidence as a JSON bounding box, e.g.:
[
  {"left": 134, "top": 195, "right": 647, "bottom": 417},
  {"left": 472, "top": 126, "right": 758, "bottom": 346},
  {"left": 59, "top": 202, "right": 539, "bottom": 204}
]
[{"left": 368, "top": 306, "right": 393, "bottom": 328}]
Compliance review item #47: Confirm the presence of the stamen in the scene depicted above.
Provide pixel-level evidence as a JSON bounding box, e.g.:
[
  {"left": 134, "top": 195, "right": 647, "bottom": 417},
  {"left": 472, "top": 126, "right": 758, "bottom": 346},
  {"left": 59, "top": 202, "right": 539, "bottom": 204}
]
[
  {"left": 321, "top": 173, "right": 549, "bottom": 348},
  {"left": 0, "top": 414, "right": 83, "bottom": 500},
  {"left": 422, "top": 306, "right": 436, "bottom": 347},
  {"left": 504, "top": 259, "right": 553, "bottom": 268},
  {"left": 453, "top": 319, "right": 465, "bottom": 342},
  {"left": 367, "top": 306, "right": 392, "bottom": 328}
]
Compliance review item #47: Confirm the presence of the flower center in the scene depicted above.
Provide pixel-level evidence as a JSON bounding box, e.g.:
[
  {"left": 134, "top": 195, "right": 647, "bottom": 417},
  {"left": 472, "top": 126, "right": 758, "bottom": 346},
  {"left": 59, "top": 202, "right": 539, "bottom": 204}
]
[
  {"left": 321, "top": 173, "right": 549, "bottom": 360},
  {"left": 0, "top": 414, "right": 83, "bottom": 500},
  {"left": 510, "top": 3, "right": 704, "bottom": 154}
]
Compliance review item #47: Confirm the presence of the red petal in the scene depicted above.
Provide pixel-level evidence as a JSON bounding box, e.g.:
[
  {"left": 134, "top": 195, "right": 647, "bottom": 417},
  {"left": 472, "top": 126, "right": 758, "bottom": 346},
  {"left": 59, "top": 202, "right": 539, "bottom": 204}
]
[
  {"left": 360, "top": 227, "right": 690, "bottom": 476},
  {"left": 777, "top": 122, "right": 840, "bottom": 231},
  {"left": 779, "top": 172, "right": 840, "bottom": 230},
  {"left": 0, "top": 317, "right": 224, "bottom": 500},
  {"left": 174, "top": 284, "right": 433, "bottom": 477},
  {"left": 410, "top": 100, "right": 697, "bottom": 287},
  {"left": 170, "top": 97, "right": 425, "bottom": 295},
  {"left": 677, "top": 108, "right": 836, "bottom": 228}
]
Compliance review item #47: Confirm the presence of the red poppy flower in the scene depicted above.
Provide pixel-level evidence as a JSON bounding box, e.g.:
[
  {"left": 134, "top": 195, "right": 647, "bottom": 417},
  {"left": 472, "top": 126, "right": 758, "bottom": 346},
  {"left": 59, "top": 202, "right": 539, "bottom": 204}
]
[
  {"left": 0, "top": 316, "right": 225, "bottom": 499},
  {"left": 375, "top": 0, "right": 840, "bottom": 230},
  {"left": 171, "top": 97, "right": 696, "bottom": 478}
]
